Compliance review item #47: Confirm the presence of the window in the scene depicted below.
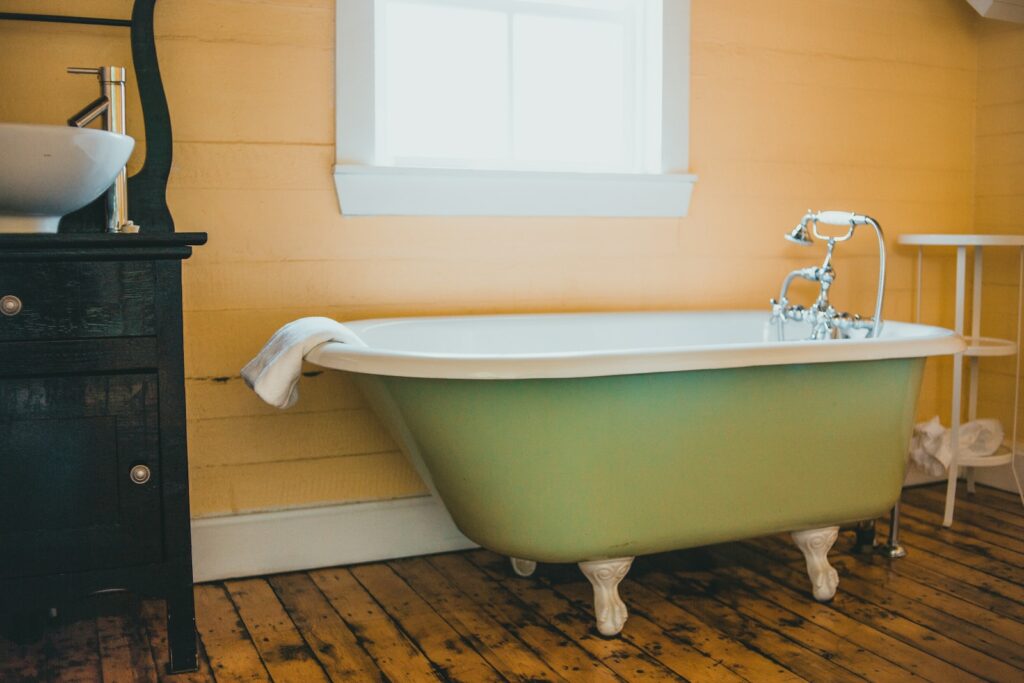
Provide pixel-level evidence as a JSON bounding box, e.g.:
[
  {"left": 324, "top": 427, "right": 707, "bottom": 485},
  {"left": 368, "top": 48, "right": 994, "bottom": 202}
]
[
  {"left": 375, "top": 0, "right": 661, "bottom": 174},
  {"left": 336, "top": 0, "right": 695, "bottom": 216}
]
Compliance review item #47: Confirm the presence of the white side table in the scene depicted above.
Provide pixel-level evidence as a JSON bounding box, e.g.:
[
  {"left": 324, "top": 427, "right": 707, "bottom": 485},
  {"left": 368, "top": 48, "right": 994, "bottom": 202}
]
[{"left": 898, "top": 234, "right": 1024, "bottom": 526}]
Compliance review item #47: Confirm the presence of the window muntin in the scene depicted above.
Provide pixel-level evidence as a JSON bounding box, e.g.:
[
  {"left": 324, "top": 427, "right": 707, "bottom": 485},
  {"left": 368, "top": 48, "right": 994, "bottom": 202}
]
[{"left": 373, "top": 0, "right": 663, "bottom": 174}]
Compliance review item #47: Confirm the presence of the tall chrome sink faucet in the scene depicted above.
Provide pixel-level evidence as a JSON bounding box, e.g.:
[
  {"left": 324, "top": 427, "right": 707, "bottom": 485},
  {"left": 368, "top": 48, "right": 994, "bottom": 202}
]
[
  {"left": 770, "top": 210, "right": 886, "bottom": 340},
  {"left": 67, "top": 66, "right": 137, "bottom": 233}
]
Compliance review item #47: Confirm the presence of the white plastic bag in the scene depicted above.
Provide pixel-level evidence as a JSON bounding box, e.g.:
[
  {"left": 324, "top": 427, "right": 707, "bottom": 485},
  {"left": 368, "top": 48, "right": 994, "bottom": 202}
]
[{"left": 908, "top": 416, "right": 1004, "bottom": 476}]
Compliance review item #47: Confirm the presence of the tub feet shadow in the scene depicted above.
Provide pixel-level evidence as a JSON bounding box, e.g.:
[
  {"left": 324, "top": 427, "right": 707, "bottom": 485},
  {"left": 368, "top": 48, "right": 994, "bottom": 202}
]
[
  {"left": 791, "top": 526, "right": 840, "bottom": 601},
  {"left": 579, "top": 556, "right": 634, "bottom": 636},
  {"left": 509, "top": 557, "right": 537, "bottom": 577}
]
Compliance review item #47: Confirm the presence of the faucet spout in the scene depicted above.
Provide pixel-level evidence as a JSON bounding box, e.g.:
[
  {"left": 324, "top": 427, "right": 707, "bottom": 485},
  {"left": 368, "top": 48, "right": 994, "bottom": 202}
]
[
  {"left": 66, "top": 66, "right": 135, "bottom": 233},
  {"left": 68, "top": 95, "right": 110, "bottom": 128}
]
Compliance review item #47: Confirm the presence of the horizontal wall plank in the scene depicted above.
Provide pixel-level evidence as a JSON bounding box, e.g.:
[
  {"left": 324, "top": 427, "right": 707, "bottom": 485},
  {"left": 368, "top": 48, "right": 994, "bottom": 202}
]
[
  {"left": 979, "top": 21, "right": 1024, "bottom": 69},
  {"left": 188, "top": 408, "right": 395, "bottom": 468},
  {"left": 978, "top": 65, "right": 1024, "bottom": 106},
  {"left": 977, "top": 131, "right": 1024, "bottom": 167},
  {"left": 698, "top": 41, "right": 976, "bottom": 103},
  {"left": 692, "top": 82, "right": 974, "bottom": 169},
  {"left": 190, "top": 451, "right": 426, "bottom": 517},
  {"left": 693, "top": 0, "right": 979, "bottom": 69},
  {"left": 976, "top": 194, "right": 1024, "bottom": 229},
  {"left": 976, "top": 162, "right": 1024, "bottom": 197},
  {"left": 172, "top": 188, "right": 974, "bottom": 268},
  {"left": 186, "top": 372, "right": 366, "bottom": 421},
  {"left": 169, "top": 142, "right": 335, "bottom": 192},
  {"left": 159, "top": 38, "right": 332, "bottom": 145},
  {"left": 0, "top": 0, "right": 131, "bottom": 15},
  {"left": 977, "top": 101, "right": 1024, "bottom": 138},
  {"left": 157, "top": 0, "right": 332, "bottom": 48}
]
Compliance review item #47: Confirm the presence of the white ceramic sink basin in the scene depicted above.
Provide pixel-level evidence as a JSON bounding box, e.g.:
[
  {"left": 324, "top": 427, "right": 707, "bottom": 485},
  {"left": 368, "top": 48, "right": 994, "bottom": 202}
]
[{"left": 0, "top": 122, "right": 134, "bottom": 233}]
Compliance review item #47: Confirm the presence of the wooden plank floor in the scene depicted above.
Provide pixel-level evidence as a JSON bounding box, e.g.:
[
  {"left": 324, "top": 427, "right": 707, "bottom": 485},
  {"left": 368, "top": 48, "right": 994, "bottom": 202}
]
[{"left": 2, "top": 483, "right": 1023, "bottom": 682}]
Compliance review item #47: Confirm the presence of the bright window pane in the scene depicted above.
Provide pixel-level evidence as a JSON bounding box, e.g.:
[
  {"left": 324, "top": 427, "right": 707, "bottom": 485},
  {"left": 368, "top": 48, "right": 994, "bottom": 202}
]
[
  {"left": 374, "top": 0, "right": 660, "bottom": 173},
  {"left": 513, "top": 14, "right": 626, "bottom": 170},
  {"left": 379, "top": 2, "right": 509, "bottom": 164}
]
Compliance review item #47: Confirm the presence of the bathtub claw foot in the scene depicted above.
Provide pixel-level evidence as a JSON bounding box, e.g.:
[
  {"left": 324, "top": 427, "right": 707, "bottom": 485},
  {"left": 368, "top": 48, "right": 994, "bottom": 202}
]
[
  {"left": 792, "top": 526, "right": 840, "bottom": 601},
  {"left": 510, "top": 558, "right": 537, "bottom": 577},
  {"left": 579, "top": 557, "right": 633, "bottom": 636}
]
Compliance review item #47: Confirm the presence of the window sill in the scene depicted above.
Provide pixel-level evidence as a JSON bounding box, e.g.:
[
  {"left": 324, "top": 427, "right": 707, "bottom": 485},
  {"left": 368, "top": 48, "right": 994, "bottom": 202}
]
[{"left": 333, "top": 165, "right": 698, "bottom": 217}]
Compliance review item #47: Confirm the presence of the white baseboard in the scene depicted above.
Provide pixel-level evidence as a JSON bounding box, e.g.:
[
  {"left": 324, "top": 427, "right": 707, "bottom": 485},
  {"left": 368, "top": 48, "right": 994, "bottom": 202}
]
[
  {"left": 190, "top": 495, "right": 477, "bottom": 583},
  {"left": 971, "top": 466, "right": 1022, "bottom": 495}
]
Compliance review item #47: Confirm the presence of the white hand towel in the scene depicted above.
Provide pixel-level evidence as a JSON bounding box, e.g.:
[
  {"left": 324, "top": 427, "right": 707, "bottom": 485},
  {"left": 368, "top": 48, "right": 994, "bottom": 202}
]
[
  {"left": 908, "top": 416, "right": 1004, "bottom": 476},
  {"left": 242, "top": 316, "right": 366, "bottom": 409}
]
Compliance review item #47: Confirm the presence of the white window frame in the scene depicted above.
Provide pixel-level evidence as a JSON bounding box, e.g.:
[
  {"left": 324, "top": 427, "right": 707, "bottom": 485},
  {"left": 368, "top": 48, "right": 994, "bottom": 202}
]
[{"left": 335, "top": 0, "right": 696, "bottom": 217}]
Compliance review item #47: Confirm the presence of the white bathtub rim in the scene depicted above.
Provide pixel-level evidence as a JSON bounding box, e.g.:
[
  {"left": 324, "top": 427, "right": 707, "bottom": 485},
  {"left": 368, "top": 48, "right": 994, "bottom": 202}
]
[{"left": 305, "top": 310, "right": 964, "bottom": 380}]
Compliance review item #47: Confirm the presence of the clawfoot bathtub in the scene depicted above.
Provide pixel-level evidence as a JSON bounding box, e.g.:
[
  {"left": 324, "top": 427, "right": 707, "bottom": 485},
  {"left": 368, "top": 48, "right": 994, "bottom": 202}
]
[{"left": 306, "top": 311, "right": 962, "bottom": 636}]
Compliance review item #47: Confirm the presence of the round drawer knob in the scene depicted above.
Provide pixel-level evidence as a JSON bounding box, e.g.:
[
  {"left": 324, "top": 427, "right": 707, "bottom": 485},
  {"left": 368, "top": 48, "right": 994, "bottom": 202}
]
[
  {"left": 129, "top": 464, "right": 151, "bottom": 485},
  {"left": 0, "top": 295, "right": 22, "bottom": 316}
]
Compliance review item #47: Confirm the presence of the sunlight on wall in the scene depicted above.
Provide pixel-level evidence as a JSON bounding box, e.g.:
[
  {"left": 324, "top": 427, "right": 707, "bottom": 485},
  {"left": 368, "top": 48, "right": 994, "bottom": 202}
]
[{"left": 0, "top": 0, "right": 987, "bottom": 516}]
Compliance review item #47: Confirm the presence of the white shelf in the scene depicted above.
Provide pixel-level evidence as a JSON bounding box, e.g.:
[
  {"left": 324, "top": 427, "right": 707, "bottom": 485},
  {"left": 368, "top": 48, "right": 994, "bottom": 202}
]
[
  {"left": 909, "top": 234, "right": 1024, "bottom": 525},
  {"left": 899, "top": 234, "right": 1024, "bottom": 247},
  {"left": 964, "top": 336, "right": 1018, "bottom": 357},
  {"left": 956, "top": 445, "right": 1015, "bottom": 468}
]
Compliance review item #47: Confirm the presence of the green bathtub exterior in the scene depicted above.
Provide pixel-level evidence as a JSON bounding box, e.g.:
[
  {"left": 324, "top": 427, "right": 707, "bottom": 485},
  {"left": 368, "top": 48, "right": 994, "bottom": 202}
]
[{"left": 358, "top": 357, "right": 924, "bottom": 563}]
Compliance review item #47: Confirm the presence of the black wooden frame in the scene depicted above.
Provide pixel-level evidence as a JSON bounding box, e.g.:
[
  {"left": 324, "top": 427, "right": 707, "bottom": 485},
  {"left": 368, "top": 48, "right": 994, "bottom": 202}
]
[
  {"left": 0, "top": 235, "right": 207, "bottom": 674},
  {"left": 0, "top": 2, "right": 204, "bottom": 673},
  {"left": 0, "top": 0, "right": 175, "bottom": 233}
]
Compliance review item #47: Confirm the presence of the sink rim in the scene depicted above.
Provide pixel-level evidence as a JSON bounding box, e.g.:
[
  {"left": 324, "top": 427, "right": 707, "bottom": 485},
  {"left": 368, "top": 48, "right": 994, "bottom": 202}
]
[
  {"left": 0, "top": 120, "right": 133, "bottom": 141},
  {"left": 0, "top": 121, "right": 135, "bottom": 233}
]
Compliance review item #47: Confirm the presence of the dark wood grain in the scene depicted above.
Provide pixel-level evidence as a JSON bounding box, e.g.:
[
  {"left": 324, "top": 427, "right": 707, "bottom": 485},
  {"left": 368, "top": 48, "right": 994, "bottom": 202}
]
[
  {"left": 0, "top": 261, "right": 155, "bottom": 342},
  {"left": 309, "top": 567, "right": 444, "bottom": 682},
  {"left": 267, "top": 573, "right": 382, "bottom": 682},
  {"left": 1, "top": 484, "right": 1022, "bottom": 682},
  {"left": 427, "top": 553, "right": 623, "bottom": 682},
  {"left": 223, "top": 578, "right": 331, "bottom": 683},
  {"left": 0, "top": 233, "right": 206, "bottom": 262},
  {"left": 0, "top": 2, "right": 202, "bottom": 673},
  {"left": 0, "top": 374, "right": 162, "bottom": 579},
  {"left": 350, "top": 564, "right": 505, "bottom": 682},
  {"left": 0, "top": 240, "right": 204, "bottom": 674},
  {"left": 0, "top": 337, "right": 158, "bottom": 376},
  {"left": 464, "top": 551, "right": 685, "bottom": 682},
  {"left": 389, "top": 557, "right": 567, "bottom": 682}
]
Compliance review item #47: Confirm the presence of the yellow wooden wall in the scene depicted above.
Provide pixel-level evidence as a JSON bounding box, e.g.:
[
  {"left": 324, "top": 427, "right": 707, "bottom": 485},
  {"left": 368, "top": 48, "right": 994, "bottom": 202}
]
[
  {"left": 0, "top": 0, "right": 987, "bottom": 516},
  {"left": 975, "top": 20, "right": 1024, "bottom": 445}
]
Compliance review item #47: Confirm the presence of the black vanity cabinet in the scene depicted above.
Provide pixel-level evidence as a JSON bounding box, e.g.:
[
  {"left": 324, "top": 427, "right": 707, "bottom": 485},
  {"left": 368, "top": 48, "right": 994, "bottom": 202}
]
[{"left": 0, "top": 233, "right": 206, "bottom": 673}]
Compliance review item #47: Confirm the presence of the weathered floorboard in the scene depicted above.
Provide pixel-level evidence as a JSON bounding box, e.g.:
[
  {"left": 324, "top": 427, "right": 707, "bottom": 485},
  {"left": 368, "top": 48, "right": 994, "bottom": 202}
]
[
  {"left": 1, "top": 484, "right": 1021, "bottom": 682},
  {"left": 266, "top": 572, "right": 381, "bottom": 682},
  {"left": 192, "top": 584, "right": 271, "bottom": 683},
  {"left": 224, "top": 578, "right": 331, "bottom": 683},
  {"left": 309, "top": 567, "right": 442, "bottom": 682},
  {"left": 390, "top": 557, "right": 567, "bottom": 682},
  {"left": 349, "top": 563, "right": 505, "bottom": 682}
]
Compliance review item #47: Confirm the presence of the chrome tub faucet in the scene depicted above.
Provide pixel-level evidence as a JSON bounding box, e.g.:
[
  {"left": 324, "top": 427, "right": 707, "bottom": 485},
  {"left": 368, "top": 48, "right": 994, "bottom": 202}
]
[
  {"left": 771, "top": 210, "right": 886, "bottom": 340},
  {"left": 67, "top": 65, "right": 137, "bottom": 233}
]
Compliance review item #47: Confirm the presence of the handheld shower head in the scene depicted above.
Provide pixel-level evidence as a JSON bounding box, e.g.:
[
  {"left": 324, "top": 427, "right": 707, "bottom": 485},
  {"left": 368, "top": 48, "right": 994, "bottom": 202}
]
[{"left": 786, "top": 219, "right": 811, "bottom": 245}]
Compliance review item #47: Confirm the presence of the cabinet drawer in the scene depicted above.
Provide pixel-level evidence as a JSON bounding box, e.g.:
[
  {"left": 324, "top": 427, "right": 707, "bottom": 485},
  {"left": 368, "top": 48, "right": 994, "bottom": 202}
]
[
  {"left": 0, "top": 373, "right": 163, "bottom": 579},
  {"left": 0, "top": 261, "right": 155, "bottom": 342}
]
